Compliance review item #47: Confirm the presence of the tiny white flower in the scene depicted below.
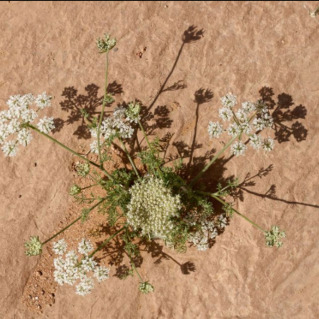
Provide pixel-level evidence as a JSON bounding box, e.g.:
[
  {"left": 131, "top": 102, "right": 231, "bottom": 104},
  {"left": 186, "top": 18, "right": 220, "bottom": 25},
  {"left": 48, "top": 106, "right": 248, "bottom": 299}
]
[
  {"left": 240, "top": 122, "right": 252, "bottom": 135},
  {"left": 262, "top": 138, "right": 274, "bottom": 152},
  {"left": 218, "top": 107, "right": 233, "bottom": 121},
  {"left": 2, "top": 140, "right": 18, "bottom": 157},
  {"left": 227, "top": 123, "right": 241, "bottom": 137},
  {"left": 90, "top": 140, "right": 99, "bottom": 154},
  {"left": 218, "top": 215, "right": 228, "bottom": 228},
  {"left": 35, "top": 92, "right": 52, "bottom": 109},
  {"left": 17, "top": 128, "right": 32, "bottom": 146},
  {"left": 54, "top": 270, "right": 66, "bottom": 286},
  {"left": 76, "top": 276, "right": 94, "bottom": 296},
  {"left": 221, "top": 93, "right": 237, "bottom": 108},
  {"left": 94, "top": 266, "right": 110, "bottom": 282},
  {"left": 54, "top": 257, "right": 66, "bottom": 271},
  {"left": 37, "top": 116, "right": 55, "bottom": 134},
  {"left": 249, "top": 134, "right": 262, "bottom": 150},
  {"left": 52, "top": 239, "right": 68, "bottom": 255},
  {"left": 80, "top": 256, "right": 97, "bottom": 273},
  {"left": 78, "top": 238, "right": 94, "bottom": 255},
  {"left": 241, "top": 101, "right": 256, "bottom": 114},
  {"left": 231, "top": 141, "right": 247, "bottom": 156},
  {"left": 235, "top": 109, "right": 248, "bottom": 123},
  {"left": 21, "top": 93, "right": 35, "bottom": 106},
  {"left": 208, "top": 121, "right": 223, "bottom": 138},
  {"left": 252, "top": 118, "right": 266, "bottom": 131},
  {"left": 7, "top": 118, "right": 20, "bottom": 134}
]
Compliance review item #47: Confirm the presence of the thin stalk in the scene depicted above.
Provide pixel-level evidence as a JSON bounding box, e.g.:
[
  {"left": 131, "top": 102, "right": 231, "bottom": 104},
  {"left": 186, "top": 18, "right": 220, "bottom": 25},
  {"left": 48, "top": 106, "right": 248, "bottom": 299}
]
[
  {"left": 190, "top": 135, "right": 238, "bottom": 185},
  {"left": 97, "top": 53, "right": 109, "bottom": 169},
  {"left": 42, "top": 197, "right": 107, "bottom": 245},
  {"left": 138, "top": 119, "right": 164, "bottom": 178},
  {"left": 42, "top": 216, "right": 81, "bottom": 245},
  {"left": 190, "top": 110, "right": 259, "bottom": 186},
  {"left": 231, "top": 109, "right": 240, "bottom": 125},
  {"left": 124, "top": 249, "right": 143, "bottom": 282},
  {"left": 81, "top": 183, "right": 99, "bottom": 191},
  {"left": 118, "top": 138, "right": 140, "bottom": 178},
  {"left": 88, "top": 227, "right": 126, "bottom": 258},
  {"left": 202, "top": 191, "right": 266, "bottom": 232},
  {"left": 27, "top": 124, "right": 113, "bottom": 180},
  {"left": 138, "top": 120, "right": 152, "bottom": 150}
]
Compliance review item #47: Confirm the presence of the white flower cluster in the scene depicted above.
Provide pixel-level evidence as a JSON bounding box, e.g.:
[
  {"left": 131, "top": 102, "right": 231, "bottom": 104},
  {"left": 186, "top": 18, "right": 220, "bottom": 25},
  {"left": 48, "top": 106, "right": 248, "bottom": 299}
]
[
  {"left": 188, "top": 220, "right": 218, "bottom": 251},
  {"left": 265, "top": 225, "right": 286, "bottom": 248},
  {"left": 208, "top": 93, "right": 275, "bottom": 156},
  {"left": 90, "top": 106, "right": 134, "bottom": 154},
  {"left": 126, "top": 177, "right": 182, "bottom": 239},
  {"left": 96, "top": 34, "right": 117, "bottom": 53},
  {"left": 0, "top": 93, "right": 54, "bottom": 157},
  {"left": 188, "top": 214, "right": 228, "bottom": 251},
  {"left": 52, "top": 238, "right": 110, "bottom": 296}
]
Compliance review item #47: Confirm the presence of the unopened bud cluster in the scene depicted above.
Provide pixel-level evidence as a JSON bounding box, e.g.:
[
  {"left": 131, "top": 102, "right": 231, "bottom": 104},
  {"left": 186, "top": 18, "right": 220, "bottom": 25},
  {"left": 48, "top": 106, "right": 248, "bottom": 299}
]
[
  {"left": 127, "top": 177, "right": 181, "bottom": 239},
  {"left": 265, "top": 225, "right": 286, "bottom": 248},
  {"left": 96, "top": 34, "right": 117, "bottom": 53}
]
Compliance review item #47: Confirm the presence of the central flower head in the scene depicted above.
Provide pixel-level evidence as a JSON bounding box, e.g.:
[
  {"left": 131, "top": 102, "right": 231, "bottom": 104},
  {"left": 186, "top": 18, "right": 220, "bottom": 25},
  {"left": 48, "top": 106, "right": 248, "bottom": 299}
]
[{"left": 126, "top": 177, "right": 181, "bottom": 239}]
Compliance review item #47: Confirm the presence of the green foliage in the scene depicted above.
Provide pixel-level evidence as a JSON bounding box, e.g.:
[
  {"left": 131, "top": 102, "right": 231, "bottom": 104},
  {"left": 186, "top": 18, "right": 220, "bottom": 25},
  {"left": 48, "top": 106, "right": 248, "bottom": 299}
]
[
  {"left": 138, "top": 137, "right": 164, "bottom": 176},
  {"left": 100, "top": 169, "right": 134, "bottom": 225},
  {"left": 81, "top": 208, "right": 91, "bottom": 222}
]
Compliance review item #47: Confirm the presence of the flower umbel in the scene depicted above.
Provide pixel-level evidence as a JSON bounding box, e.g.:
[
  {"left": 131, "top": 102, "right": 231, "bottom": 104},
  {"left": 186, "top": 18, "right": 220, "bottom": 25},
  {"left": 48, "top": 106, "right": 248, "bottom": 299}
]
[
  {"left": 265, "top": 226, "right": 286, "bottom": 247},
  {"left": 96, "top": 33, "right": 117, "bottom": 53},
  {"left": 127, "top": 177, "right": 181, "bottom": 239},
  {"left": 139, "top": 281, "right": 154, "bottom": 294},
  {"left": 25, "top": 236, "right": 42, "bottom": 256}
]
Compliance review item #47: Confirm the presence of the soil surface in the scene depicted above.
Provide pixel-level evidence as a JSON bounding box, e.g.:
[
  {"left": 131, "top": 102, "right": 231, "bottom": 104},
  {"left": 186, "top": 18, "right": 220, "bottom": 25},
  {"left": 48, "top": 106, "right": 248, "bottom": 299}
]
[{"left": 1, "top": 2, "right": 319, "bottom": 318}]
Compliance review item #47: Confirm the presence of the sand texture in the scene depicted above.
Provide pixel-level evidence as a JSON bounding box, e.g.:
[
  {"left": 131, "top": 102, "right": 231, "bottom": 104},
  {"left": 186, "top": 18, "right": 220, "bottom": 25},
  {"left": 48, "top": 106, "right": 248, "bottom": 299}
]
[{"left": 1, "top": 1, "right": 319, "bottom": 318}]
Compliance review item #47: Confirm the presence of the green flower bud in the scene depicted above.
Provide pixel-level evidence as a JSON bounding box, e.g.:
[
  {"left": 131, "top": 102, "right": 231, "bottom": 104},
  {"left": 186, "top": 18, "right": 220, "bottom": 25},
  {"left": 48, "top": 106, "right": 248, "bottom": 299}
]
[
  {"left": 69, "top": 184, "right": 81, "bottom": 196},
  {"left": 139, "top": 281, "right": 154, "bottom": 294},
  {"left": 75, "top": 162, "right": 90, "bottom": 177},
  {"left": 25, "top": 236, "right": 42, "bottom": 256},
  {"left": 96, "top": 34, "right": 117, "bottom": 53},
  {"left": 265, "top": 226, "right": 286, "bottom": 248}
]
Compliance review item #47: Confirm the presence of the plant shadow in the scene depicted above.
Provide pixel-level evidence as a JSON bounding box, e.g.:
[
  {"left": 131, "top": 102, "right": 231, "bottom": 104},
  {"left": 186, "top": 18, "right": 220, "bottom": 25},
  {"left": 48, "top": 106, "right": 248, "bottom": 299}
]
[{"left": 60, "top": 26, "right": 314, "bottom": 278}]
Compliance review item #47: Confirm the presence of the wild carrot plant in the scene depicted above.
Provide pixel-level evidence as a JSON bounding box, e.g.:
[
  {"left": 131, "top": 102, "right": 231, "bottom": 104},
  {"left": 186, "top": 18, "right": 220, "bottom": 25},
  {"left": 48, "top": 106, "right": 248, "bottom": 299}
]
[{"left": 1, "top": 33, "right": 285, "bottom": 296}]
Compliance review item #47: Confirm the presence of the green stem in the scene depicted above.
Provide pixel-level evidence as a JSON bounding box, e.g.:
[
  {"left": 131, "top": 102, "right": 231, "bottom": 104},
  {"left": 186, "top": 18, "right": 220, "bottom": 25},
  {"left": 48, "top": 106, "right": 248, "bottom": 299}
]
[
  {"left": 27, "top": 124, "right": 113, "bottom": 180},
  {"left": 190, "top": 135, "right": 238, "bottom": 185},
  {"left": 42, "top": 197, "right": 107, "bottom": 245},
  {"left": 81, "top": 183, "right": 99, "bottom": 190},
  {"left": 138, "top": 120, "right": 152, "bottom": 150},
  {"left": 97, "top": 53, "right": 109, "bottom": 170},
  {"left": 42, "top": 216, "right": 81, "bottom": 245},
  {"left": 88, "top": 227, "right": 126, "bottom": 258},
  {"left": 118, "top": 138, "right": 140, "bottom": 178},
  {"left": 138, "top": 119, "right": 164, "bottom": 178},
  {"left": 202, "top": 191, "right": 266, "bottom": 232},
  {"left": 124, "top": 249, "right": 143, "bottom": 282}
]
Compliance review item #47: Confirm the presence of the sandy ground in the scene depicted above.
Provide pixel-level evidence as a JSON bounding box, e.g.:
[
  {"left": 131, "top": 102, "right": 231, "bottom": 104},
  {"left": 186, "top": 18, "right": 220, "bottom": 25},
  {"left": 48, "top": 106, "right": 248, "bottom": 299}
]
[{"left": 1, "top": 1, "right": 319, "bottom": 318}]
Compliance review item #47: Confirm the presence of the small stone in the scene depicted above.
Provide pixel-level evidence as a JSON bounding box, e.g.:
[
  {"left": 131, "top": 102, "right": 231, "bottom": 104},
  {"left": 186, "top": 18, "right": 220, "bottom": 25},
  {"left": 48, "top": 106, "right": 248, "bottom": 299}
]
[
  {"left": 41, "top": 290, "right": 45, "bottom": 295},
  {"left": 34, "top": 296, "right": 39, "bottom": 300}
]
